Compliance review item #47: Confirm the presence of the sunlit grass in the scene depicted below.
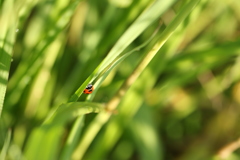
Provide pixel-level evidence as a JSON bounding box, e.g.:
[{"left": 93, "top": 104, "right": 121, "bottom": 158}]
[{"left": 1, "top": 0, "right": 240, "bottom": 160}]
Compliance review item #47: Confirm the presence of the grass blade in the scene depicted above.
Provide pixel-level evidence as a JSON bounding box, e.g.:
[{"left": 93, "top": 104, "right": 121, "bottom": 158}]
[
  {"left": 0, "top": 129, "right": 11, "bottom": 160},
  {"left": 0, "top": 0, "right": 17, "bottom": 116}
]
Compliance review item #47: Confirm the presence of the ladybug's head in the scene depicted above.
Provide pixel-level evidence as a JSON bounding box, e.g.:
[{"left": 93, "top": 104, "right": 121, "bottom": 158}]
[{"left": 86, "top": 84, "right": 93, "bottom": 89}]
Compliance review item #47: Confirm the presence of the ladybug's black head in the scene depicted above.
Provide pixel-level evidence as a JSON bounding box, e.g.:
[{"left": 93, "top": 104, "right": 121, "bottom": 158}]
[{"left": 86, "top": 84, "right": 93, "bottom": 89}]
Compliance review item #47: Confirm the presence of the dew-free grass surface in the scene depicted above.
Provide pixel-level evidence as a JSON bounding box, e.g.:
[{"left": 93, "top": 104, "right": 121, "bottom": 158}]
[{"left": 1, "top": 0, "right": 240, "bottom": 160}]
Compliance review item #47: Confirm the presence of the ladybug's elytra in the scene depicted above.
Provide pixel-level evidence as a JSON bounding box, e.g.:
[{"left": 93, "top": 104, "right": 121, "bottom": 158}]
[{"left": 83, "top": 84, "right": 94, "bottom": 94}]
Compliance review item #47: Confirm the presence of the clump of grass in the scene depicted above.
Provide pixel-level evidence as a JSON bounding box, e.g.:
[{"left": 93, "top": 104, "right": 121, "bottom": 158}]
[{"left": 1, "top": 0, "right": 240, "bottom": 160}]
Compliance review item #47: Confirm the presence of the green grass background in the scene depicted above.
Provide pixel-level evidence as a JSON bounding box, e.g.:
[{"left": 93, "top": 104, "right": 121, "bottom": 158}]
[{"left": 1, "top": 0, "right": 240, "bottom": 160}]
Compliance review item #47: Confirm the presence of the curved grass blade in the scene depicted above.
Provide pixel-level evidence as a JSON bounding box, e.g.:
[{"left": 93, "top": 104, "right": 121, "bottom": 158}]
[
  {"left": 93, "top": 24, "right": 161, "bottom": 84},
  {"left": 44, "top": 102, "right": 104, "bottom": 126},
  {"left": 98, "top": 0, "right": 176, "bottom": 72}
]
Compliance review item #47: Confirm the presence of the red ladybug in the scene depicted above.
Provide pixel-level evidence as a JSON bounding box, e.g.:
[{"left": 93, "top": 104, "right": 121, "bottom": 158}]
[{"left": 83, "top": 84, "right": 94, "bottom": 94}]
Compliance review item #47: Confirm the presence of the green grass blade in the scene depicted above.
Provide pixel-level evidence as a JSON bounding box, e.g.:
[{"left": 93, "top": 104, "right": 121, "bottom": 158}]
[
  {"left": 60, "top": 116, "right": 84, "bottom": 160},
  {"left": 24, "top": 126, "right": 64, "bottom": 160},
  {"left": 98, "top": 0, "right": 176, "bottom": 72},
  {"left": 44, "top": 102, "right": 104, "bottom": 125},
  {"left": 129, "top": 105, "right": 162, "bottom": 160},
  {"left": 0, "top": 0, "right": 17, "bottom": 116},
  {"left": 0, "top": 129, "right": 11, "bottom": 160}
]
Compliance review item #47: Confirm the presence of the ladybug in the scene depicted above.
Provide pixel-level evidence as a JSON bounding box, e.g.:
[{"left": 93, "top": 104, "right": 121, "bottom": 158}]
[{"left": 83, "top": 84, "right": 94, "bottom": 94}]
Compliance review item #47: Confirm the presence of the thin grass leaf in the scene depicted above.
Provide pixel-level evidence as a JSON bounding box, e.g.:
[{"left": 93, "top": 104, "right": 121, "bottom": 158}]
[
  {"left": 0, "top": 129, "right": 11, "bottom": 160},
  {"left": 98, "top": 0, "right": 177, "bottom": 72},
  {"left": 60, "top": 116, "right": 84, "bottom": 160},
  {"left": 129, "top": 105, "right": 162, "bottom": 160},
  {"left": 0, "top": 0, "right": 17, "bottom": 116}
]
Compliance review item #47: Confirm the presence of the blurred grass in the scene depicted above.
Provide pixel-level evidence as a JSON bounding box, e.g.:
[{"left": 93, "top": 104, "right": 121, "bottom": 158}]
[
  {"left": 0, "top": 130, "right": 11, "bottom": 160},
  {"left": 0, "top": 0, "right": 17, "bottom": 116},
  {"left": 1, "top": 0, "right": 240, "bottom": 160}
]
